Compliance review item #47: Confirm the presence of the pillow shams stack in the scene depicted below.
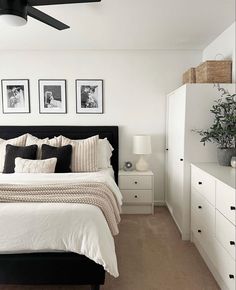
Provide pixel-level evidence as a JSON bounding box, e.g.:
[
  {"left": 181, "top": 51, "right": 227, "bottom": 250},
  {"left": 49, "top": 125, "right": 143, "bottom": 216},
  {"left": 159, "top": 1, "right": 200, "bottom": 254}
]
[{"left": 0, "top": 133, "right": 114, "bottom": 174}]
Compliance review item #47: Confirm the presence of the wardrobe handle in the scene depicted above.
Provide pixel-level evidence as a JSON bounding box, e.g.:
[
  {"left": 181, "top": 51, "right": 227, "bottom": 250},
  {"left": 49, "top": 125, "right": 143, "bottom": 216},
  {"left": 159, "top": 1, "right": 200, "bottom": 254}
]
[
  {"left": 166, "top": 148, "right": 169, "bottom": 151},
  {"left": 230, "top": 241, "right": 235, "bottom": 245},
  {"left": 198, "top": 230, "right": 202, "bottom": 233},
  {"left": 229, "top": 274, "right": 234, "bottom": 279},
  {"left": 198, "top": 182, "right": 202, "bottom": 185},
  {"left": 230, "top": 206, "right": 235, "bottom": 210},
  {"left": 198, "top": 206, "right": 202, "bottom": 209}
]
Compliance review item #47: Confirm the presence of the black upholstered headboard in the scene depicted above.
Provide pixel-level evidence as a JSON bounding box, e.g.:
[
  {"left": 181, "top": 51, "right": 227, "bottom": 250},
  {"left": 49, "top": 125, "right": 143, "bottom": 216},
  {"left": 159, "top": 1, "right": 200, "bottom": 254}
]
[{"left": 0, "top": 126, "right": 119, "bottom": 183}]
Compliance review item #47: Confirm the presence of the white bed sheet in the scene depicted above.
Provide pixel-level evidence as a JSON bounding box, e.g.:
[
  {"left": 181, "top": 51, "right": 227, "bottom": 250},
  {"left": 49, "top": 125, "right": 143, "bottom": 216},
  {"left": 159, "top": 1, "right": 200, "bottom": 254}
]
[{"left": 0, "top": 169, "right": 122, "bottom": 277}]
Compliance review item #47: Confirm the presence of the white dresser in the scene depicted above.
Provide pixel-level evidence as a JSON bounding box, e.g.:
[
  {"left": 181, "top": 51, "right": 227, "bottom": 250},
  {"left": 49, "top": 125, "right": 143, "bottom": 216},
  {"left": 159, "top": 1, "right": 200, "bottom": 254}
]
[
  {"left": 165, "top": 84, "right": 235, "bottom": 240},
  {"left": 119, "top": 170, "right": 154, "bottom": 214},
  {"left": 191, "top": 163, "right": 236, "bottom": 290}
]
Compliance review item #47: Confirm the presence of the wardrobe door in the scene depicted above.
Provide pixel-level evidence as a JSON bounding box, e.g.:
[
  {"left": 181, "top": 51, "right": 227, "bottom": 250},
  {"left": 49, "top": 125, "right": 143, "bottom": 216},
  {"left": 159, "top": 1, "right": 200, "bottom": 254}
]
[{"left": 166, "top": 88, "right": 186, "bottom": 232}]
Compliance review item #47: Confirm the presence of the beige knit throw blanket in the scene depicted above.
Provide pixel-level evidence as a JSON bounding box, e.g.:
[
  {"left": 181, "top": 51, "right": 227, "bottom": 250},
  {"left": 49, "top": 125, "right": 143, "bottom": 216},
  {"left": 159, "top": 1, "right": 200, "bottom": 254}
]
[{"left": 0, "top": 182, "right": 121, "bottom": 236}]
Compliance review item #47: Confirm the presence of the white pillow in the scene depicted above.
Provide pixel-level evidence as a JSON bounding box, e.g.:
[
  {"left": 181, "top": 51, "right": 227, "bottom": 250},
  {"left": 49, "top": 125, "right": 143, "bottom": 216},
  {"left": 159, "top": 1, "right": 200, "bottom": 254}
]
[
  {"left": 26, "top": 134, "right": 60, "bottom": 159},
  {"left": 15, "top": 157, "right": 57, "bottom": 173},
  {"left": 61, "top": 135, "right": 99, "bottom": 172},
  {"left": 0, "top": 134, "right": 27, "bottom": 173},
  {"left": 98, "top": 138, "right": 114, "bottom": 169}
]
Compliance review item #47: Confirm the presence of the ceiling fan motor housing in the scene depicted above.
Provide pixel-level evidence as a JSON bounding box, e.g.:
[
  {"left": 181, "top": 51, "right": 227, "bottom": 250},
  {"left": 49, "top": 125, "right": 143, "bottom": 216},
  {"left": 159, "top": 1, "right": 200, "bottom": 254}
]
[{"left": 0, "top": 0, "right": 27, "bottom": 20}]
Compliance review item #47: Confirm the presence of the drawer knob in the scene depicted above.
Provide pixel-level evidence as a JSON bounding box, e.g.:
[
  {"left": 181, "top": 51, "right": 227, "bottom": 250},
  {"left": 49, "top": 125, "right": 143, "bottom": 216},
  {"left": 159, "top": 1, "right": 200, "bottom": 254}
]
[
  {"left": 230, "top": 241, "right": 235, "bottom": 246},
  {"left": 198, "top": 206, "right": 202, "bottom": 209},
  {"left": 134, "top": 181, "right": 138, "bottom": 184},
  {"left": 180, "top": 158, "right": 183, "bottom": 161},
  {"left": 134, "top": 195, "right": 138, "bottom": 198},
  {"left": 230, "top": 206, "right": 236, "bottom": 210},
  {"left": 198, "top": 181, "right": 202, "bottom": 185},
  {"left": 198, "top": 230, "right": 202, "bottom": 233},
  {"left": 229, "top": 274, "right": 234, "bottom": 279}
]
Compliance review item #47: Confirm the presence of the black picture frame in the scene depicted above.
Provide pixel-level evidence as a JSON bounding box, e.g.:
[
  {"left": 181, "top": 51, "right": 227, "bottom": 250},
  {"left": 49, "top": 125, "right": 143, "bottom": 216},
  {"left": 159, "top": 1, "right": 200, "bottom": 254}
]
[
  {"left": 76, "top": 79, "right": 104, "bottom": 114},
  {"left": 1, "top": 79, "right": 30, "bottom": 114},
  {"left": 38, "top": 79, "right": 67, "bottom": 114}
]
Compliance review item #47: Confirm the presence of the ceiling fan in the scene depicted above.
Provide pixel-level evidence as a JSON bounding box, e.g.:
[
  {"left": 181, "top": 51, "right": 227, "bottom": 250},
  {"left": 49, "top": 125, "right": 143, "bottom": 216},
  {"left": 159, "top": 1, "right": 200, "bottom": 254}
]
[{"left": 0, "top": 0, "right": 101, "bottom": 30}]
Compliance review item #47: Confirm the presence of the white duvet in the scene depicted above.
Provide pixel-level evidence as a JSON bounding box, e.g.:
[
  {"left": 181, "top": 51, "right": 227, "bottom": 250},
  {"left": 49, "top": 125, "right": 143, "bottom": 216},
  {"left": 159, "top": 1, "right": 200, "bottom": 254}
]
[{"left": 0, "top": 169, "right": 122, "bottom": 277}]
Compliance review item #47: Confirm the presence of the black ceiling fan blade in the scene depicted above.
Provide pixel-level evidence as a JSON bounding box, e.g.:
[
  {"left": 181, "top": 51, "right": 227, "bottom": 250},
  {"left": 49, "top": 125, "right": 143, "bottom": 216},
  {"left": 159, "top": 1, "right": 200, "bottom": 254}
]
[
  {"left": 28, "top": 0, "right": 101, "bottom": 6},
  {"left": 27, "top": 6, "right": 69, "bottom": 30}
]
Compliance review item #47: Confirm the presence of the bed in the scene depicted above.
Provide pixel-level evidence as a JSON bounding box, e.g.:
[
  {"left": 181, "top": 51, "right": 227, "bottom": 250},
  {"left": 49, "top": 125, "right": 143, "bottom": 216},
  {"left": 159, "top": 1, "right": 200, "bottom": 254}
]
[{"left": 0, "top": 126, "right": 119, "bottom": 290}]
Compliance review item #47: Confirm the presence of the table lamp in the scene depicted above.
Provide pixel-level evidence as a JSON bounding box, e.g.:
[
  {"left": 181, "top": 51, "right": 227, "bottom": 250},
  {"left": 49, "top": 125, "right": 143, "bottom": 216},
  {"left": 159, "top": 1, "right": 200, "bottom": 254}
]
[{"left": 133, "top": 135, "right": 152, "bottom": 171}]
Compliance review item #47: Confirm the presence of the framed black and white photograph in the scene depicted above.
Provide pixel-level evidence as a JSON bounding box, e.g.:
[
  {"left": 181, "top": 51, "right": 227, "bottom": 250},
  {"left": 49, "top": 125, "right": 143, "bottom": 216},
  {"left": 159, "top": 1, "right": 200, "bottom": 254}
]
[
  {"left": 1, "top": 79, "right": 30, "bottom": 114},
  {"left": 39, "top": 79, "right": 67, "bottom": 114},
  {"left": 76, "top": 79, "right": 103, "bottom": 114}
]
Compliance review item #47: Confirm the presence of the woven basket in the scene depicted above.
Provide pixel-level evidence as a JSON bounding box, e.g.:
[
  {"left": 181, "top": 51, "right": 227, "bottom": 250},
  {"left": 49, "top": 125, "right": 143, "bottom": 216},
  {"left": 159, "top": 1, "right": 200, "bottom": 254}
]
[
  {"left": 195, "top": 60, "right": 232, "bottom": 83},
  {"left": 183, "top": 68, "right": 196, "bottom": 84}
]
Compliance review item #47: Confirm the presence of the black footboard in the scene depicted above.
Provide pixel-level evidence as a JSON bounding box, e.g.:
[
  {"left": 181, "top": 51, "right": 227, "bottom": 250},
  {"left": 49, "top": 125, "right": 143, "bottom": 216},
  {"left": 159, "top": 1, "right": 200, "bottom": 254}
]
[{"left": 0, "top": 252, "right": 105, "bottom": 286}]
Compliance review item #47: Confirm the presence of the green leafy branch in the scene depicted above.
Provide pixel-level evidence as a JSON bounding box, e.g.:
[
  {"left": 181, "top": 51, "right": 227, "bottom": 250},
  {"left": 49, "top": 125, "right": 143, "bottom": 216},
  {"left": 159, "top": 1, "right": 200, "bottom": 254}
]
[{"left": 193, "top": 84, "right": 236, "bottom": 149}]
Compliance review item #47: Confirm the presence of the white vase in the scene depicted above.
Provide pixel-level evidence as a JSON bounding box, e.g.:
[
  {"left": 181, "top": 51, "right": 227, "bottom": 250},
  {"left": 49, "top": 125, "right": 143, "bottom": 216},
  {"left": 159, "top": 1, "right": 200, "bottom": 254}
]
[{"left": 231, "top": 156, "right": 236, "bottom": 168}]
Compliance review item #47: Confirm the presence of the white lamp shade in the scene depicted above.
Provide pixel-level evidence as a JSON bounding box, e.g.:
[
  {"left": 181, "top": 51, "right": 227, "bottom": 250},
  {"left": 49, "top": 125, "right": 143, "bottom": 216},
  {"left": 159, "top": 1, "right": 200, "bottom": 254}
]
[
  {"left": 133, "top": 135, "right": 152, "bottom": 155},
  {"left": 0, "top": 15, "right": 27, "bottom": 26}
]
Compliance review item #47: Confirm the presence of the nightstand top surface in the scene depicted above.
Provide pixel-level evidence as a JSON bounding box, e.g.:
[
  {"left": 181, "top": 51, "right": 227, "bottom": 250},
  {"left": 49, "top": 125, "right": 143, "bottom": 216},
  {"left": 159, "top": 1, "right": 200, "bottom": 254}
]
[{"left": 119, "top": 170, "right": 154, "bottom": 176}]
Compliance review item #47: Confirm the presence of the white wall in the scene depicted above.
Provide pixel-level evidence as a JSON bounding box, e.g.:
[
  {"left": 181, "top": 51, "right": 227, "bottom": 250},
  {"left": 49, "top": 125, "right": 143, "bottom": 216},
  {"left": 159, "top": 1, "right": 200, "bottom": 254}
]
[
  {"left": 0, "top": 50, "right": 201, "bottom": 203},
  {"left": 203, "top": 22, "right": 236, "bottom": 82}
]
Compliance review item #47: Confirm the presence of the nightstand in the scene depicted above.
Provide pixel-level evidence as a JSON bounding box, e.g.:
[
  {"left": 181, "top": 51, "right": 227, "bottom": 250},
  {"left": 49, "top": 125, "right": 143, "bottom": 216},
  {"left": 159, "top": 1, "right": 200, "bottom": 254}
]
[{"left": 119, "top": 170, "right": 154, "bottom": 214}]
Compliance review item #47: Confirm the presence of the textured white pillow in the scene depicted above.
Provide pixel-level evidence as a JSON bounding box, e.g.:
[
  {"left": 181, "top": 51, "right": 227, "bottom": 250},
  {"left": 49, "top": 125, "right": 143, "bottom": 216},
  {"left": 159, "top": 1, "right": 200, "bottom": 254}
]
[
  {"left": 98, "top": 138, "right": 114, "bottom": 169},
  {"left": 60, "top": 135, "right": 99, "bottom": 172},
  {"left": 15, "top": 157, "right": 57, "bottom": 173},
  {"left": 0, "top": 134, "right": 27, "bottom": 173},
  {"left": 26, "top": 134, "right": 60, "bottom": 159}
]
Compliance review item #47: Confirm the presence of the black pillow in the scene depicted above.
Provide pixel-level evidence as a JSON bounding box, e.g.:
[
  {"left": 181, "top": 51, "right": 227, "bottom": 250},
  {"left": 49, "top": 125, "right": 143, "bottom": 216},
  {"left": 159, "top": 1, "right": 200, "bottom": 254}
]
[
  {"left": 41, "top": 144, "right": 72, "bottom": 173},
  {"left": 3, "top": 144, "right": 38, "bottom": 174}
]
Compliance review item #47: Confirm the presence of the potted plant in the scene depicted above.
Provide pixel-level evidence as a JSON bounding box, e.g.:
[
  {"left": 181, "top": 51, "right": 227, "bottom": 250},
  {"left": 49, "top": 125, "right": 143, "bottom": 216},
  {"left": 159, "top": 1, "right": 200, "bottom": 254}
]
[{"left": 193, "top": 84, "right": 236, "bottom": 166}]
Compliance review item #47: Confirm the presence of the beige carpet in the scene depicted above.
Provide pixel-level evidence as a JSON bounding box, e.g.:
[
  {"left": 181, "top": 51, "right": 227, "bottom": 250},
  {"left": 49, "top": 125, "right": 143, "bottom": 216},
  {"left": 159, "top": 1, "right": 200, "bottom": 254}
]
[{"left": 0, "top": 207, "right": 219, "bottom": 290}]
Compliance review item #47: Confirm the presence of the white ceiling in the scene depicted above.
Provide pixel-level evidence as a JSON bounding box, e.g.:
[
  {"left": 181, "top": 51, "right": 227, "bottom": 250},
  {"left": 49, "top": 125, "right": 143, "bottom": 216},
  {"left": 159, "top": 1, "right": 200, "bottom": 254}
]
[{"left": 0, "top": 0, "right": 235, "bottom": 50}]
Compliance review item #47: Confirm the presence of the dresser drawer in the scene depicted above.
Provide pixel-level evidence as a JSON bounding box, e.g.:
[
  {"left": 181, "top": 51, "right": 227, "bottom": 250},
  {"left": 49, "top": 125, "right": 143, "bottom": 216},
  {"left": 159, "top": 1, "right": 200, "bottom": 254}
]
[
  {"left": 216, "top": 181, "right": 235, "bottom": 225},
  {"left": 192, "top": 213, "right": 235, "bottom": 290},
  {"left": 119, "top": 175, "right": 152, "bottom": 190},
  {"left": 216, "top": 210, "right": 235, "bottom": 260},
  {"left": 213, "top": 239, "right": 236, "bottom": 290},
  {"left": 191, "top": 188, "right": 215, "bottom": 235},
  {"left": 191, "top": 209, "right": 208, "bottom": 246},
  {"left": 191, "top": 166, "right": 215, "bottom": 205},
  {"left": 121, "top": 190, "right": 153, "bottom": 203}
]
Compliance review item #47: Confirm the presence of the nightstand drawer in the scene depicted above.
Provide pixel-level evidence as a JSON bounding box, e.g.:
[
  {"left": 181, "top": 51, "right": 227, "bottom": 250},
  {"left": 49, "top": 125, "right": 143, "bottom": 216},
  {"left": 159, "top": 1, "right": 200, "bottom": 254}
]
[
  {"left": 119, "top": 175, "right": 152, "bottom": 190},
  {"left": 122, "top": 190, "right": 153, "bottom": 203}
]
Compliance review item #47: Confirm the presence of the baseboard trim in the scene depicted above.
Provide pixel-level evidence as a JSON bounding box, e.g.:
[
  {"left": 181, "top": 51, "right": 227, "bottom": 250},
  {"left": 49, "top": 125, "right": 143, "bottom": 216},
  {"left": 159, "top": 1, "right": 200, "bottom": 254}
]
[{"left": 165, "top": 201, "right": 190, "bottom": 240}]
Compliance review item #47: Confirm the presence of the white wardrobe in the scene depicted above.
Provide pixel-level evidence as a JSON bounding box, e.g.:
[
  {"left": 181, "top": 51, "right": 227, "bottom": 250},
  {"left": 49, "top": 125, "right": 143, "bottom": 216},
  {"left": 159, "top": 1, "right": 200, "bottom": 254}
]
[{"left": 165, "top": 83, "right": 235, "bottom": 240}]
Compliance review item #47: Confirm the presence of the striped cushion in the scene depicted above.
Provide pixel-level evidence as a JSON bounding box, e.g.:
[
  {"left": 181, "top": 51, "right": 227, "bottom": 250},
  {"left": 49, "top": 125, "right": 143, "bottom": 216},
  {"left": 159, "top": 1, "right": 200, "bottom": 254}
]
[
  {"left": 0, "top": 134, "right": 27, "bottom": 173},
  {"left": 60, "top": 135, "right": 99, "bottom": 172}
]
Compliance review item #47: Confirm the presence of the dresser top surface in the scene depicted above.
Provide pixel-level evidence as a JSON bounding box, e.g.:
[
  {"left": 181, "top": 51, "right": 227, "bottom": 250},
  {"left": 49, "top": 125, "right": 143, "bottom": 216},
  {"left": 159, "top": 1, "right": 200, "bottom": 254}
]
[{"left": 192, "top": 163, "right": 236, "bottom": 189}]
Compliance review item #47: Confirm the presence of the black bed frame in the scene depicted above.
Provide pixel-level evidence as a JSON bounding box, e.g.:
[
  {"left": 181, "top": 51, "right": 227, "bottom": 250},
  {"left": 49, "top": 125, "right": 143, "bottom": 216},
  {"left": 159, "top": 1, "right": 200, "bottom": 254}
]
[{"left": 0, "top": 126, "right": 119, "bottom": 290}]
